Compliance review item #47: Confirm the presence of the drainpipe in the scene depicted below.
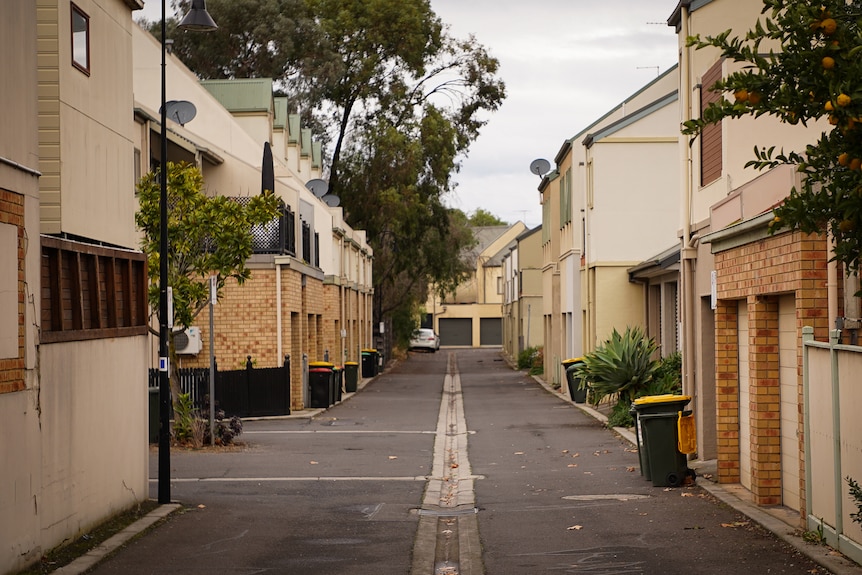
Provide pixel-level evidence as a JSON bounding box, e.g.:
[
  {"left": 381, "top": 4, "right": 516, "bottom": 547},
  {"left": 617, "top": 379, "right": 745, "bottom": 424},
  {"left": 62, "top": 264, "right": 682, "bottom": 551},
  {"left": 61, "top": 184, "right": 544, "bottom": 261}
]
[
  {"left": 276, "top": 262, "right": 283, "bottom": 361},
  {"left": 679, "top": 4, "right": 698, "bottom": 399}
]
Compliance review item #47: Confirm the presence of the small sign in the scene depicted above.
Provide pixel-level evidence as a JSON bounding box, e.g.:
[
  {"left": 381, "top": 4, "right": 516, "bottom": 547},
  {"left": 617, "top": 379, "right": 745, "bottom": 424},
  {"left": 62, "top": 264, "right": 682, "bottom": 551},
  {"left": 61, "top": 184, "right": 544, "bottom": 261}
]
[
  {"left": 379, "top": 322, "right": 385, "bottom": 334},
  {"left": 210, "top": 275, "right": 217, "bottom": 305},
  {"left": 159, "top": 356, "right": 168, "bottom": 372},
  {"left": 341, "top": 329, "right": 347, "bottom": 338}
]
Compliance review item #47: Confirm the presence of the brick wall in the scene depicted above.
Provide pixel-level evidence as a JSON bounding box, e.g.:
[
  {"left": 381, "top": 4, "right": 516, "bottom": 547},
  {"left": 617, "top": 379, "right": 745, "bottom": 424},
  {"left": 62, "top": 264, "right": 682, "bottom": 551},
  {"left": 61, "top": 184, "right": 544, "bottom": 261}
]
[
  {"left": 713, "top": 229, "right": 829, "bottom": 508},
  {"left": 179, "top": 263, "right": 374, "bottom": 411},
  {"left": 0, "top": 190, "right": 25, "bottom": 394}
]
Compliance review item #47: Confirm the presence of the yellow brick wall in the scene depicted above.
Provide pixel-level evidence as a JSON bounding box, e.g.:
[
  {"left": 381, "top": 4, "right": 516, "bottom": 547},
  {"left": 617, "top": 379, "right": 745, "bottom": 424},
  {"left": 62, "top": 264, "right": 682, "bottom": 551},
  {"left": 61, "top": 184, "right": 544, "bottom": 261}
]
[{"left": 713, "top": 230, "right": 829, "bottom": 508}]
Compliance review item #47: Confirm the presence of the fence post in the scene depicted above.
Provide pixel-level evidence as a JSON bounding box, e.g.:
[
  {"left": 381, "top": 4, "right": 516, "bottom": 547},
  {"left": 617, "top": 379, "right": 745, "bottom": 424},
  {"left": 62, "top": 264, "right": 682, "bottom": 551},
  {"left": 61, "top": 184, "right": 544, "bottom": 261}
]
[{"left": 284, "top": 354, "right": 291, "bottom": 414}]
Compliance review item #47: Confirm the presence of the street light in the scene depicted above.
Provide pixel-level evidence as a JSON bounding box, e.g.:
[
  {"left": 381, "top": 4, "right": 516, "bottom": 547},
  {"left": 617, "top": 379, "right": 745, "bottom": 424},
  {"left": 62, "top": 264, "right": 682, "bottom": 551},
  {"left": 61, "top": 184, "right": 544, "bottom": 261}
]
[{"left": 158, "top": 0, "right": 217, "bottom": 505}]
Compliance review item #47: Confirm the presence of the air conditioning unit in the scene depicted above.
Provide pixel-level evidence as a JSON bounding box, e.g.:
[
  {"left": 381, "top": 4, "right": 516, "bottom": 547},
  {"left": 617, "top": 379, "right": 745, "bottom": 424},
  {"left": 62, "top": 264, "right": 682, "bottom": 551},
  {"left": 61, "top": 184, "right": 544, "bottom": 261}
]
[{"left": 174, "top": 326, "right": 203, "bottom": 355}]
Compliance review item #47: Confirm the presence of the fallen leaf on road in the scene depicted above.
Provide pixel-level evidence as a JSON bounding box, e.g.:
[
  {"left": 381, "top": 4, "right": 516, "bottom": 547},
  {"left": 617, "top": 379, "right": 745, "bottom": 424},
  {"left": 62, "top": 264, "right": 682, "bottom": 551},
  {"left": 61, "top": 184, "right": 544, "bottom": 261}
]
[
  {"left": 627, "top": 466, "right": 636, "bottom": 472},
  {"left": 572, "top": 453, "right": 580, "bottom": 458},
  {"left": 514, "top": 451, "right": 525, "bottom": 455},
  {"left": 562, "top": 450, "right": 569, "bottom": 454},
  {"left": 197, "top": 504, "right": 206, "bottom": 509},
  {"left": 681, "top": 492, "right": 693, "bottom": 497},
  {"left": 583, "top": 471, "right": 593, "bottom": 475},
  {"left": 451, "top": 463, "right": 459, "bottom": 468},
  {"left": 388, "top": 456, "right": 398, "bottom": 460},
  {"left": 567, "top": 464, "right": 578, "bottom": 468},
  {"left": 567, "top": 525, "right": 583, "bottom": 531},
  {"left": 310, "top": 461, "right": 319, "bottom": 465},
  {"left": 720, "top": 521, "right": 750, "bottom": 528}
]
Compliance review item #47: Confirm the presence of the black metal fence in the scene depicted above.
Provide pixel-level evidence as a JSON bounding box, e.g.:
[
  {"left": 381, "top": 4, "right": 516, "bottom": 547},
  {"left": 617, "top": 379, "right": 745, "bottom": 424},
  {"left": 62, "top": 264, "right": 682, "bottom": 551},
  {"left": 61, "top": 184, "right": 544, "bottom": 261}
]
[{"left": 148, "top": 355, "right": 291, "bottom": 418}]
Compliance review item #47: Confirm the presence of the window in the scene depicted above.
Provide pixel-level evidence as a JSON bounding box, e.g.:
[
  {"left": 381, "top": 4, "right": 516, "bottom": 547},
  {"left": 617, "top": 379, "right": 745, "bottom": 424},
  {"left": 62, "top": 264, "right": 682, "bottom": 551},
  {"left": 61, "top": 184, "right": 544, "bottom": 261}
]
[{"left": 71, "top": 4, "right": 90, "bottom": 74}]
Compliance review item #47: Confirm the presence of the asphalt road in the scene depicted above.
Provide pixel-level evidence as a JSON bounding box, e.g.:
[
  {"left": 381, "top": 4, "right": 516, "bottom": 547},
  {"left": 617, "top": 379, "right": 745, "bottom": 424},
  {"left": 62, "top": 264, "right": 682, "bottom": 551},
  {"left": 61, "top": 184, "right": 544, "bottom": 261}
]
[{"left": 86, "top": 348, "right": 841, "bottom": 574}]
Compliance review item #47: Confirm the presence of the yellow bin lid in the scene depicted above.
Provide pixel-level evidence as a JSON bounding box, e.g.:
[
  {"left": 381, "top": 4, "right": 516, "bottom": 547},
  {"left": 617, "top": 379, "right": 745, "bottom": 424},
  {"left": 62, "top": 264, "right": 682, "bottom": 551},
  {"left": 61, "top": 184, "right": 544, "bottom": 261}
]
[
  {"left": 633, "top": 394, "right": 691, "bottom": 405},
  {"left": 562, "top": 357, "right": 583, "bottom": 364},
  {"left": 361, "top": 348, "right": 377, "bottom": 353},
  {"left": 308, "top": 361, "right": 335, "bottom": 368},
  {"left": 345, "top": 361, "right": 359, "bottom": 366}
]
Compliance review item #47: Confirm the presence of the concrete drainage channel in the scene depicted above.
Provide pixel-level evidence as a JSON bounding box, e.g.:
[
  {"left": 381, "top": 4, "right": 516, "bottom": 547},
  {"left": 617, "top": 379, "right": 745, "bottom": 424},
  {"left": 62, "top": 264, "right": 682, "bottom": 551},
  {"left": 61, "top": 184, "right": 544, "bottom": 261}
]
[{"left": 412, "top": 353, "right": 484, "bottom": 575}]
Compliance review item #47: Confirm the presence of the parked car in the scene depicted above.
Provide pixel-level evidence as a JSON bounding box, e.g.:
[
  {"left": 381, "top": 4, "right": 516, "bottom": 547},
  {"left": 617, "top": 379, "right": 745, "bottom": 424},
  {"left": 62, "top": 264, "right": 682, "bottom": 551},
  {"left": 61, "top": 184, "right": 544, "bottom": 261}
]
[{"left": 409, "top": 328, "right": 440, "bottom": 352}]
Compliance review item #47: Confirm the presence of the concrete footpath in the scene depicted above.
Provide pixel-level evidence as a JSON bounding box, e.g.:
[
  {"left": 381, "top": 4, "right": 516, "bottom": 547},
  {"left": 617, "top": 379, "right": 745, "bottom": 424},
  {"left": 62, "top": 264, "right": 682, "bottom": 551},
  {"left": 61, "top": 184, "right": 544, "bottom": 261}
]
[{"left": 50, "top": 366, "right": 862, "bottom": 575}]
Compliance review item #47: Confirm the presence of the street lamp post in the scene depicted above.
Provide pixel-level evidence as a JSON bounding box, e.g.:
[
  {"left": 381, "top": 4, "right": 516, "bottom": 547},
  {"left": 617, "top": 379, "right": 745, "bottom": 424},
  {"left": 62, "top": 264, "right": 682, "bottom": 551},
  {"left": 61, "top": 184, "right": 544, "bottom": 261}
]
[{"left": 158, "top": 0, "right": 217, "bottom": 505}]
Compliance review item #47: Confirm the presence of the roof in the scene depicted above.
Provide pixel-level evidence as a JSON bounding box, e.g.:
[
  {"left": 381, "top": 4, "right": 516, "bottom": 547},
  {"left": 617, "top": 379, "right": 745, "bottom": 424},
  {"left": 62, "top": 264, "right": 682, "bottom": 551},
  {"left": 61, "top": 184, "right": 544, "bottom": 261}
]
[
  {"left": 273, "top": 97, "right": 288, "bottom": 129},
  {"left": 200, "top": 78, "right": 273, "bottom": 113},
  {"left": 628, "top": 244, "right": 681, "bottom": 280}
]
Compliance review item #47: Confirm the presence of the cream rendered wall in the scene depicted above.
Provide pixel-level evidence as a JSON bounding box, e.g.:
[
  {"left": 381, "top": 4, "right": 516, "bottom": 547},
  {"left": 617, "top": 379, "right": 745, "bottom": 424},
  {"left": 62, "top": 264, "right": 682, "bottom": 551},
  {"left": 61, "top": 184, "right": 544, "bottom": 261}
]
[
  {"left": 38, "top": 338, "right": 148, "bottom": 551},
  {"left": 40, "top": 0, "right": 138, "bottom": 248},
  {"left": 0, "top": 4, "right": 42, "bottom": 573}
]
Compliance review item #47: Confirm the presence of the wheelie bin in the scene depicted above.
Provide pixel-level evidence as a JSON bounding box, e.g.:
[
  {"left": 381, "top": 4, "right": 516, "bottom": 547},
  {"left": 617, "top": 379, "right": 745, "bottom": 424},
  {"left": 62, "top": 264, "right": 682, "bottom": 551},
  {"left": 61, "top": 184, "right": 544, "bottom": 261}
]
[
  {"left": 361, "top": 349, "right": 378, "bottom": 378},
  {"left": 344, "top": 361, "right": 359, "bottom": 392},
  {"left": 561, "top": 358, "right": 587, "bottom": 403},
  {"left": 308, "top": 361, "right": 335, "bottom": 408},
  {"left": 332, "top": 366, "right": 343, "bottom": 402},
  {"left": 631, "top": 394, "right": 693, "bottom": 487}
]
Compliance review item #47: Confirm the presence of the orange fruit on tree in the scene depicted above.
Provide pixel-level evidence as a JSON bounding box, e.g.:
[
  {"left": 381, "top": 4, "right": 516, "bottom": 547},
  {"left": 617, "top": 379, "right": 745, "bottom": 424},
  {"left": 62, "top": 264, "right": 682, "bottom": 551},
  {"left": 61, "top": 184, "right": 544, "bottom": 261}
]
[
  {"left": 825, "top": 100, "right": 835, "bottom": 111},
  {"left": 822, "top": 56, "right": 836, "bottom": 69},
  {"left": 748, "top": 92, "right": 762, "bottom": 105},
  {"left": 850, "top": 158, "right": 862, "bottom": 171},
  {"left": 838, "top": 93, "right": 852, "bottom": 107},
  {"left": 821, "top": 18, "right": 838, "bottom": 35},
  {"left": 839, "top": 219, "right": 855, "bottom": 233},
  {"left": 839, "top": 152, "right": 850, "bottom": 166},
  {"left": 734, "top": 89, "right": 749, "bottom": 103}
]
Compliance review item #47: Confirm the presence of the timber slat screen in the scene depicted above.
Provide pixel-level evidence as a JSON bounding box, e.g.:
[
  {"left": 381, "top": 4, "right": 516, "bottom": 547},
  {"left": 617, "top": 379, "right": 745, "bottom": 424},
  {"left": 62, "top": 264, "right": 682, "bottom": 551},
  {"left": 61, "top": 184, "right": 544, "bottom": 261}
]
[{"left": 41, "top": 236, "right": 148, "bottom": 343}]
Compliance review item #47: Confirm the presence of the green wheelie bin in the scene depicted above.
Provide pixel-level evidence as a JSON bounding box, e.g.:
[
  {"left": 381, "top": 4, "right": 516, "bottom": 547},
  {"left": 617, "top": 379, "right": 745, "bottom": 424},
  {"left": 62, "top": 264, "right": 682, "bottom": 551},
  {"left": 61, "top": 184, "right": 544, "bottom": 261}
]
[
  {"left": 561, "top": 358, "right": 587, "bottom": 403},
  {"left": 631, "top": 394, "right": 694, "bottom": 487},
  {"left": 344, "top": 361, "right": 359, "bottom": 392}
]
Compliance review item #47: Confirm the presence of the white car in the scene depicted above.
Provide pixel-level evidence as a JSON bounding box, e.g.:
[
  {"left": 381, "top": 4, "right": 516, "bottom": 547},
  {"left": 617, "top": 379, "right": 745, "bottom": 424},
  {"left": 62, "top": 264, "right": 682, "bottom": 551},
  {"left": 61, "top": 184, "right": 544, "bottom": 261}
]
[{"left": 409, "top": 328, "right": 440, "bottom": 352}]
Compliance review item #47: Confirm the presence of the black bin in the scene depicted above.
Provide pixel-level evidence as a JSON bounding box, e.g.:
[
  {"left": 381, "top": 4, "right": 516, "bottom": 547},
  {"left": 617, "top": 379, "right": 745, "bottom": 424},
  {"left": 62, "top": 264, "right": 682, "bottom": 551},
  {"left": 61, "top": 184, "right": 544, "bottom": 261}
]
[
  {"left": 344, "top": 361, "right": 359, "bottom": 392},
  {"left": 361, "top": 349, "right": 378, "bottom": 378},
  {"left": 561, "top": 358, "right": 587, "bottom": 403},
  {"left": 308, "top": 361, "right": 335, "bottom": 408}
]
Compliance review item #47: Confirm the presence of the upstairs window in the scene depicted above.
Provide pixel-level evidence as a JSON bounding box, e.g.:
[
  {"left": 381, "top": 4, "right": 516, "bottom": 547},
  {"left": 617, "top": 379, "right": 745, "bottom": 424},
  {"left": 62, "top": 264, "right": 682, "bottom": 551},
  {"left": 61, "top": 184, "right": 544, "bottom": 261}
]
[{"left": 71, "top": 4, "right": 90, "bottom": 74}]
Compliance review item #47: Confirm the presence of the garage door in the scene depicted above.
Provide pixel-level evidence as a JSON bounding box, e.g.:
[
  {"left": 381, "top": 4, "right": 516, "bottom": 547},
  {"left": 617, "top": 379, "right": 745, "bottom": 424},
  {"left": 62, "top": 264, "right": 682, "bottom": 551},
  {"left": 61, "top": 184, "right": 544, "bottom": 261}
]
[
  {"left": 778, "top": 296, "right": 800, "bottom": 511},
  {"left": 439, "top": 318, "right": 472, "bottom": 346},
  {"left": 738, "top": 300, "right": 751, "bottom": 490},
  {"left": 479, "top": 317, "right": 502, "bottom": 346}
]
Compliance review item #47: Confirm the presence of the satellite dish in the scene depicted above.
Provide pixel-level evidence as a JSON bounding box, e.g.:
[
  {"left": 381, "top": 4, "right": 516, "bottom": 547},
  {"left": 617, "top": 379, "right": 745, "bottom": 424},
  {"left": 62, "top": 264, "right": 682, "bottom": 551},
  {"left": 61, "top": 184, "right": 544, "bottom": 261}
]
[
  {"left": 305, "top": 178, "right": 329, "bottom": 198},
  {"left": 322, "top": 194, "right": 340, "bottom": 208},
  {"left": 529, "top": 158, "right": 551, "bottom": 178},
  {"left": 161, "top": 100, "right": 197, "bottom": 126}
]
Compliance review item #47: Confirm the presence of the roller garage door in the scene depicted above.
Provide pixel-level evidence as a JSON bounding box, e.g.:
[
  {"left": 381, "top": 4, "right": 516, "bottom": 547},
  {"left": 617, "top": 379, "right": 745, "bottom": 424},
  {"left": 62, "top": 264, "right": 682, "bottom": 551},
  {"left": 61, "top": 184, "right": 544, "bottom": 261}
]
[
  {"left": 439, "top": 318, "right": 472, "bottom": 346},
  {"left": 479, "top": 317, "right": 502, "bottom": 346}
]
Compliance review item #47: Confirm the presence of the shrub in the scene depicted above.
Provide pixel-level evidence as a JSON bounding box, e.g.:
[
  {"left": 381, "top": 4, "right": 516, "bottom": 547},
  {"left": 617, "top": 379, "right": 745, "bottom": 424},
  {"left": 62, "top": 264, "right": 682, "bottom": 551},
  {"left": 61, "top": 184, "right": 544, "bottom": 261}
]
[
  {"left": 518, "top": 346, "right": 544, "bottom": 374},
  {"left": 173, "top": 393, "right": 243, "bottom": 447}
]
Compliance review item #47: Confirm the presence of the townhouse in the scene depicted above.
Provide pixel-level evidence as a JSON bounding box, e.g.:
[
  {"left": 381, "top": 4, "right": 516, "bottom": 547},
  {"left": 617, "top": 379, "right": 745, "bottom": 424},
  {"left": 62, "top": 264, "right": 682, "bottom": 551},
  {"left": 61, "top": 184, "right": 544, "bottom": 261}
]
[
  {"left": 538, "top": 66, "right": 680, "bottom": 390},
  {"left": 131, "top": 23, "right": 374, "bottom": 410},
  {"left": 501, "top": 226, "right": 543, "bottom": 363},
  {"left": 430, "top": 223, "right": 526, "bottom": 347},
  {"left": 2, "top": 1, "right": 150, "bottom": 572}
]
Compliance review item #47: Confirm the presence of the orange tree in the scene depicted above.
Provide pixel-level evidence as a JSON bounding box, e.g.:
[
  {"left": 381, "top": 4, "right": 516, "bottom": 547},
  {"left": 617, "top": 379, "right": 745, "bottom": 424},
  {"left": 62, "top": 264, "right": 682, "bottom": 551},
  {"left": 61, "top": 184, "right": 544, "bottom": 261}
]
[{"left": 683, "top": 0, "right": 862, "bottom": 275}]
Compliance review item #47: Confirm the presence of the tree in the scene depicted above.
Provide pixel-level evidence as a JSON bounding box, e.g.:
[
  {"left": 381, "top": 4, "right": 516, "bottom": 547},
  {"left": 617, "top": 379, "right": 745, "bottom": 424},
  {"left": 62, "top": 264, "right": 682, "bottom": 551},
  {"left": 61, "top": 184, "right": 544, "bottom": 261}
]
[
  {"left": 467, "top": 208, "right": 508, "bottom": 227},
  {"left": 683, "top": 0, "right": 862, "bottom": 275},
  {"left": 157, "top": 0, "right": 506, "bottom": 342},
  {"left": 135, "top": 162, "right": 280, "bottom": 396}
]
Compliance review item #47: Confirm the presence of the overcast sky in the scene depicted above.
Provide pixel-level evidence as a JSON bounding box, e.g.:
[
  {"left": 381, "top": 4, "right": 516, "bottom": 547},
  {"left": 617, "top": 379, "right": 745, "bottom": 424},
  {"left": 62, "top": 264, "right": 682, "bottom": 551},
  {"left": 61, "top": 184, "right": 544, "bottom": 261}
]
[{"left": 137, "top": 1, "right": 680, "bottom": 228}]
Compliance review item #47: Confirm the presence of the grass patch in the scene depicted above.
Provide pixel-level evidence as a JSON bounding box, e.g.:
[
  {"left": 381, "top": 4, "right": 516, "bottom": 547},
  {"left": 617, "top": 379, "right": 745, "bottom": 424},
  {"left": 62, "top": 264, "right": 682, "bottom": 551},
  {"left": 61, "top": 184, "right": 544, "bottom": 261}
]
[{"left": 16, "top": 499, "right": 163, "bottom": 575}]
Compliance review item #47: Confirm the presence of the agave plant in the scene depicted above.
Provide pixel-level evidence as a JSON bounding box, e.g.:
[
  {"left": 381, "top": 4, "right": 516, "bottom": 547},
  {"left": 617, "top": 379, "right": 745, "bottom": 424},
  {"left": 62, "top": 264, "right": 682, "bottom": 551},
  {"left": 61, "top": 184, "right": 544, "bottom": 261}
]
[{"left": 574, "top": 326, "right": 660, "bottom": 407}]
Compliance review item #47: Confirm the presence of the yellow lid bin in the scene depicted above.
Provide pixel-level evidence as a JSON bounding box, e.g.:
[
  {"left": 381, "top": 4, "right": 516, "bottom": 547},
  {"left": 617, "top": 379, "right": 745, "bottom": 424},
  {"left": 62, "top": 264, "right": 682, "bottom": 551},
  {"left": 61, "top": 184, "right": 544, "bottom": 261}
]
[{"left": 632, "top": 394, "right": 691, "bottom": 406}]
